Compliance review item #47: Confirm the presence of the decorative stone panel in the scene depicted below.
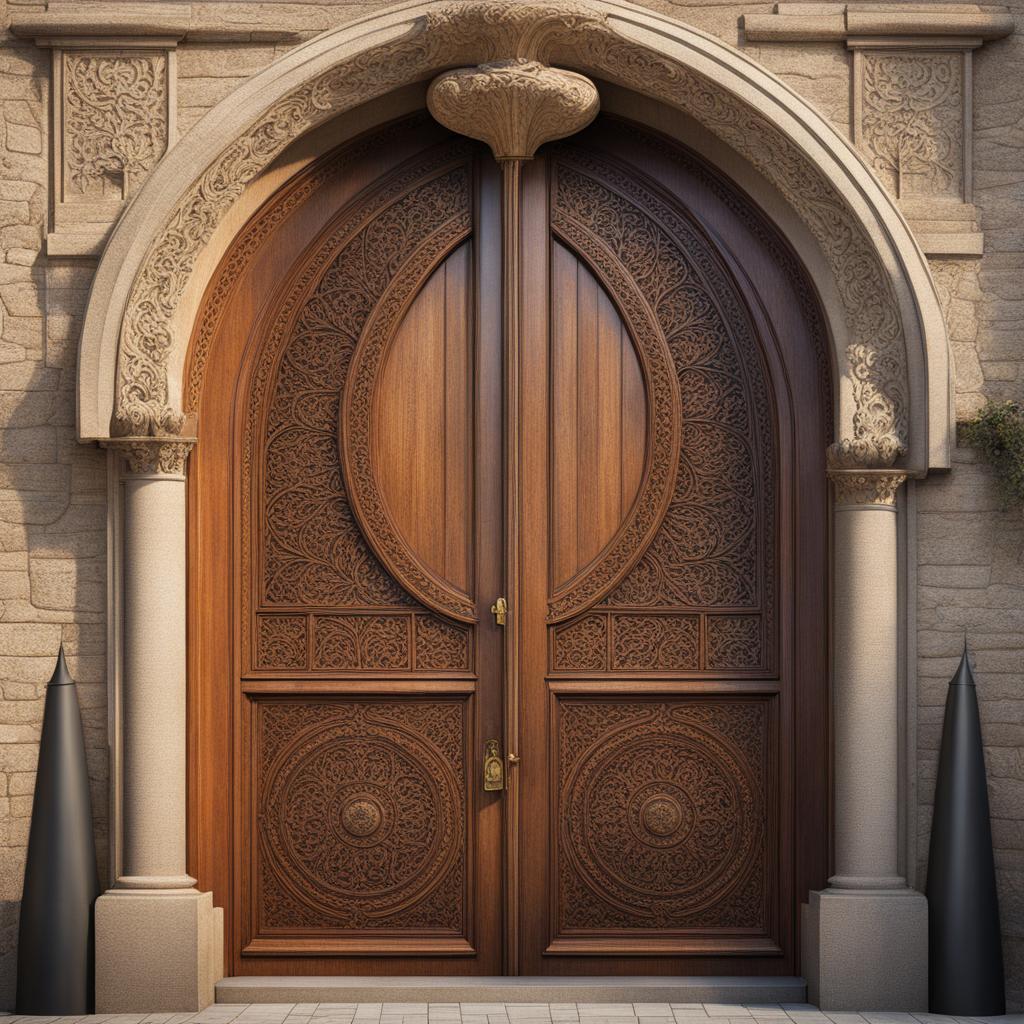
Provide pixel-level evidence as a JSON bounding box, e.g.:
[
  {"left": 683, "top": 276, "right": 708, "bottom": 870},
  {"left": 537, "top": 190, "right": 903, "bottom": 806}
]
[
  {"left": 745, "top": 3, "right": 1013, "bottom": 257},
  {"left": 852, "top": 43, "right": 980, "bottom": 256},
  {"left": 49, "top": 45, "right": 176, "bottom": 257},
  {"left": 856, "top": 50, "right": 964, "bottom": 202}
]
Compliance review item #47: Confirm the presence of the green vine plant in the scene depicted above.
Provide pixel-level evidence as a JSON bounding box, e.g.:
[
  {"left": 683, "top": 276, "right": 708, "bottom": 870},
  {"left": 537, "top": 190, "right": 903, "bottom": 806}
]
[{"left": 959, "top": 400, "right": 1024, "bottom": 508}]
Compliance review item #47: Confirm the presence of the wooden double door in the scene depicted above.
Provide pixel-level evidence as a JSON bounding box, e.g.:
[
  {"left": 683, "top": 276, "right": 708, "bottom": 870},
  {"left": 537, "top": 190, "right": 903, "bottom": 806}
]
[{"left": 188, "top": 114, "right": 830, "bottom": 978}]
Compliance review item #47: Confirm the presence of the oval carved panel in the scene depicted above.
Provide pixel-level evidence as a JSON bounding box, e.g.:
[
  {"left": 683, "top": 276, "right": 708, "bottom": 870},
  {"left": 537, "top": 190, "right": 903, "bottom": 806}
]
[
  {"left": 549, "top": 148, "right": 776, "bottom": 673},
  {"left": 372, "top": 242, "right": 474, "bottom": 602},
  {"left": 242, "top": 146, "right": 477, "bottom": 669}
]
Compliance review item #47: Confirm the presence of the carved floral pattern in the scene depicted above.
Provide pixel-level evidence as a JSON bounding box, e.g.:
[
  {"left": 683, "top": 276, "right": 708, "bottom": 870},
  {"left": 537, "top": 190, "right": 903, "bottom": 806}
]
[
  {"left": 705, "top": 616, "right": 762, "bottom": 671},
  {"left": 547, "top": 151, "right": 772, "bottom": 673},
  {"left": 116, "top": 0, "right": 909, "bottom": 460},
  {"left": 312, "top": 616, "right": 410, "bottom": 671},
  {"left": 557, "top": 699, "right": 768, "bottom": 930},
  {"left": 255, "top": 615, "right": 307, "bottom": 670},
  {"left": 553, "top": 615, "right": 607, "bottom": 672},
  {"left": 612, "top": 615, "right": 699, "bottom": 672},
  {"left": 255, "top": 699, "right": 466, "bottom": 931},
  {"left": 860, "top": 52, "right": 963, "bottom": 200},
  {"left": 63, "top": 52, "right": 167, "bottom": 201},
  {"left": 414, "top": 615, "right": 472, "bottom": 671},
  {"left": 244, "top": 152, "right": 470, "bottom": 631}
]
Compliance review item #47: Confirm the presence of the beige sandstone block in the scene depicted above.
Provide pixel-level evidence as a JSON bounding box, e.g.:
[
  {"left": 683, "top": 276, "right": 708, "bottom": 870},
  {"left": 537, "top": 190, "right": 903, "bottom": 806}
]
[
  {"left": 95, "top": 889, "right": 224, "bottom": 1012},
  {"left": 4, "top": 122, "right": 40, "bottom": 154},
  {"left": 0, "top": 620, "right": 60, "bottom": 655}
]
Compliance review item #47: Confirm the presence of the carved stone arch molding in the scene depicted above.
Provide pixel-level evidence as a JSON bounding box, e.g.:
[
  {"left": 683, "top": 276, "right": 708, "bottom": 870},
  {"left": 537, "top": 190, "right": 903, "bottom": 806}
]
[{"left": 77, "top": 0, "right": 951, "bottom": 474}]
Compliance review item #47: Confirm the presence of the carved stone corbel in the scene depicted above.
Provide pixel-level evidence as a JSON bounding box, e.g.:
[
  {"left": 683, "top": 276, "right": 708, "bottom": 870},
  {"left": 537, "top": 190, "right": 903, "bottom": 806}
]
[{"left": 427, "top": 58, "right": 599, "bottom": 160}]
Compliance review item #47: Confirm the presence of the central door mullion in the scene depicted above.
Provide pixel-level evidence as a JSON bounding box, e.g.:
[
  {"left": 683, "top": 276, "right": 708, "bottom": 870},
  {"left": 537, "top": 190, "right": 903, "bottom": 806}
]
[{"left": 499, "top": 155, "right": 525, "bottom": 976}]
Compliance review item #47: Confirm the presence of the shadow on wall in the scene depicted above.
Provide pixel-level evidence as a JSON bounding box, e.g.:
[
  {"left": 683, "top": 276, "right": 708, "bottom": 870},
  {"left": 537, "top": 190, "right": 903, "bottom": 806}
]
[{"left": 0, "top": 254, "right": 110, "bottom": 1010}]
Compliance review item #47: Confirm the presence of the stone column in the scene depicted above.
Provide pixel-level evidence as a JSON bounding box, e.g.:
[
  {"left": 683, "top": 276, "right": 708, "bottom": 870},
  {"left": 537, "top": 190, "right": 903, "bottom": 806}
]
[
  {"left": 94, "top": 437, "right": 223, "bottom": 1012},
  {"left": 802, "top": 457, "right": 927, "bottom": 1011}
]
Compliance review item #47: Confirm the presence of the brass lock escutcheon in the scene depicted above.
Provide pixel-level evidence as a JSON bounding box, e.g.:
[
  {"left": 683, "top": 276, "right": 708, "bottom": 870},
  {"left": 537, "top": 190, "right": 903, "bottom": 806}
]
[
  {"left": 483, "top": 739, "right": 504, "bottom": 791},
  {"left": 490, "top": 596, "right": 508, "bottom": 626}
]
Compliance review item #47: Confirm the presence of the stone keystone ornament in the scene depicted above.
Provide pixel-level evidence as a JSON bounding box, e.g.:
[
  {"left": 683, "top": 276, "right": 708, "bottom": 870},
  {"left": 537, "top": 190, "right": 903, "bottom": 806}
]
[
  {"left": 16, "top": 646, "right": 99, "bottom": 1014},
  {"left": 926, "top": 643, "right": 1005, "bottom": 1015}
]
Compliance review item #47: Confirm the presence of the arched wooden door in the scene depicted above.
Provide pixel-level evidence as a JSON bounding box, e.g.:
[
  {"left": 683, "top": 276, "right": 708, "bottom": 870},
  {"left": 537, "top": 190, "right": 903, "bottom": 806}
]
[{"left": 187, "top": 113, "right": 830, "bottom": 979}]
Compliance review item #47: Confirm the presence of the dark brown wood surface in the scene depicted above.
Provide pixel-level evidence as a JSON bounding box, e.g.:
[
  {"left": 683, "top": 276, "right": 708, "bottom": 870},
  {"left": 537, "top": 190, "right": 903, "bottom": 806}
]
[{"left": 186, "top": 113, "right": 830, "bottom": 979}]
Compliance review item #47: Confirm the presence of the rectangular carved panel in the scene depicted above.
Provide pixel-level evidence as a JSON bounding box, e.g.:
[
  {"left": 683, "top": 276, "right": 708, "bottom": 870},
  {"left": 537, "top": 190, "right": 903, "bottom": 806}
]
[
  {"left": 554, "top": 697, "right": 772, "bottom": 945},
  {"left": 251, "top": 697, "right": 470, "bottom": 944},
  {"left": 550, "top": 613, "right": 758, "bottom": 673},
  {"left": 856, "top": 50, "right": 965, "bottom": 201}
]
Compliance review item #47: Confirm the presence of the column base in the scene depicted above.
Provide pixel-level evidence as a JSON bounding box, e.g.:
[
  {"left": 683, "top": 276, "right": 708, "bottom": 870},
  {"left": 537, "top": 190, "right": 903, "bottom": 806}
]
[
  {"left": 95, "top": 888, "right": 224, "bottom": 1012},
  {"left": 802, "top": 887, "right": 927, "bottom": 1011}
]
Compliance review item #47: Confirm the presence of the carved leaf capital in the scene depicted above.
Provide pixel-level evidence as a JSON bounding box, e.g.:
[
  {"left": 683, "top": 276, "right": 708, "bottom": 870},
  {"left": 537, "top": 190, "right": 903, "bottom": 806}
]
[
  {"left": 828, "top": 468, "right": 907, "bottom": 507},
  {"left": 428, "top": 59, "right": 599, "bottom": 160},
  {"left": 105, "top": 435, "right": 195, "bottom": 475}
]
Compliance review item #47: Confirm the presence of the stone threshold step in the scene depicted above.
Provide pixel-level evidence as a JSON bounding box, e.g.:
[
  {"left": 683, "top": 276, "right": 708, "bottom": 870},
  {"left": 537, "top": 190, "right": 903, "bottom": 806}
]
[{"left": 216, "top": 976, "right": 807, "bottom": 1004}]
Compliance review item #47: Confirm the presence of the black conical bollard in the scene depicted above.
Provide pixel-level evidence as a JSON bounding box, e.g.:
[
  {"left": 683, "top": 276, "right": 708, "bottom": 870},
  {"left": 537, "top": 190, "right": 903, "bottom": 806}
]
[
  {"left": 927, "top": 644, "right": 1005, "bottom": 1015},
  {"left": 15, "top": 646, "right": 100, "bottom": 1014}
]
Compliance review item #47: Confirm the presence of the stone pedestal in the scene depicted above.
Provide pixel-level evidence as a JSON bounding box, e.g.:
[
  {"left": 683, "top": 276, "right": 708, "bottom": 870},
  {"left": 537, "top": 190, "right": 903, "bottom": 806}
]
[
  {"left": 95, "top": 889, "right": 223, "bottom": 1011},
  {"left": 803, "top": 888, "right": 928, "bottom": 1010},
  {"left": 802, "top": 462, "right": 928, "bottom": 1011},
  {"left": 95, "top": 438, "right": 223, "bottom": 1012}
]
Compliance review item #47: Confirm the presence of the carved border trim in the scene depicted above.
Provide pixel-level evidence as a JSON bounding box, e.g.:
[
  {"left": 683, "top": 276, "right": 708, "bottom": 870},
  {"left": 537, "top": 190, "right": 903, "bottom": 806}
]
[{"left": 110, "top": 0, "right": 910, "bottom": 464}]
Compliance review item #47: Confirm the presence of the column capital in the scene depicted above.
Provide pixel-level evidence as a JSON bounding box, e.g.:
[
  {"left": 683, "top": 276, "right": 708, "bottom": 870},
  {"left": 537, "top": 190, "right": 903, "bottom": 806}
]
[
  {"left": 827, "top": 438, "right": 908, "bottom": 507},
  {"left": 103, "top": 435, "right": 196, "bottom": 476},
  {"left": 828, "top": 468, "right": 908, "bottom": 508}
]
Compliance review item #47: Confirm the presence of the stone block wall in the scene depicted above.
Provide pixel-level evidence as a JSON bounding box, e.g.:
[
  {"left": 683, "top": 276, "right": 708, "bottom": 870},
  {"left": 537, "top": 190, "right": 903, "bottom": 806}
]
[{"left": 0, "top": 0, "right": 1022, "bottom": 1010}]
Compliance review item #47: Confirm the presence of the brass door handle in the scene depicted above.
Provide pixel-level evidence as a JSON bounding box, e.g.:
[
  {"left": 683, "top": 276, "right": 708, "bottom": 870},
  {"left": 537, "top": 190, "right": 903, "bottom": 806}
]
[
  {"left": 490, "top": 596, "right": 508, "bottom": 626},
  {"left": 483, "top": 739, "right": 504, "bottom": 791}
]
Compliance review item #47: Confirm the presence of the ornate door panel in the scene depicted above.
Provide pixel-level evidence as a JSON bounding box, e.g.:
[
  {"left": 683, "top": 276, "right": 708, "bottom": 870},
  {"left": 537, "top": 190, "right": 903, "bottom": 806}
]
[
  {"left": 189, "top": 121, "right": 506, "bottom": 975},
  {"left": 515, "top": 128, "right": 828, "bottom": 975}
]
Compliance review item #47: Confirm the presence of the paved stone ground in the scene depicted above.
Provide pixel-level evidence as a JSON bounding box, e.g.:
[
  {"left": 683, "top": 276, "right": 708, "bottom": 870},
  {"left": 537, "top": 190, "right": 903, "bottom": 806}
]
[{"left": 1, "top": 1004, "right": 1020, "bottom": 1024}]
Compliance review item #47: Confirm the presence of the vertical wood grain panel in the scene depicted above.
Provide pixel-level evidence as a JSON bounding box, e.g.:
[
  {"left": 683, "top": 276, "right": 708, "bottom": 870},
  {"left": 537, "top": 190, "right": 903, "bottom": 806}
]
[
  {"left": 550, "top": 242, "right": 646, "bottom": 591},
  {"left": 375, "top": 244, "right": 473, "bottom": 596},
  {"left": 444, "top": 245, "right": 471, "bottom": 594},
  {"left": 551, "top": 242, "right": 579, "bottom": 589}
]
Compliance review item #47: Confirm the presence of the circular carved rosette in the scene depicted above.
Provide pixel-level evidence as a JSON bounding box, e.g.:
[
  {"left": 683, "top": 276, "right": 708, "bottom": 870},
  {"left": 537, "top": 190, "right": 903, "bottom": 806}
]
[
  {"left": 561, "top": 709, "right": 761, "bottom": 919},
  {"left": 260, "top": 716, "right": 462, "bottom": 922}
]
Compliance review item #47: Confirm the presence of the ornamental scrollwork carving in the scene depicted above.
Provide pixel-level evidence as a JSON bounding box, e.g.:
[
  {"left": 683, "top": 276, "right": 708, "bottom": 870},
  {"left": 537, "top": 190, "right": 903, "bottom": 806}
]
[
  {"left": 255, "top": 699, "right": 466, "bottom": 932},
  {"left": 106, "top": 435, "right": 194, "bottom": 475},
  {"left": 860, "top": 52, "right": 963, "bottom": 201},
  {"left": 63, "top": 52, "right": 168, "bottom": 201},
  {"left": 114, "top": 0, "right": 911, "bottom": 465},
  {"left": 557, "top": 699, "right": 768, "bottom": 932},
  {"left": 828, "top": 469, "right": 908, "bottom": 508},
  {"left": 428, "top": 58, "right": 599, "bottom": 160}
]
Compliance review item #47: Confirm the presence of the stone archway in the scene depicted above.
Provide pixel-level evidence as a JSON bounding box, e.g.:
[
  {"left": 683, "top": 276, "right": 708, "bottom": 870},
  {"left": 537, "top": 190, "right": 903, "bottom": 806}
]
[{"left": 78, "top": 0, "right": 950, "bottom": 1013}]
